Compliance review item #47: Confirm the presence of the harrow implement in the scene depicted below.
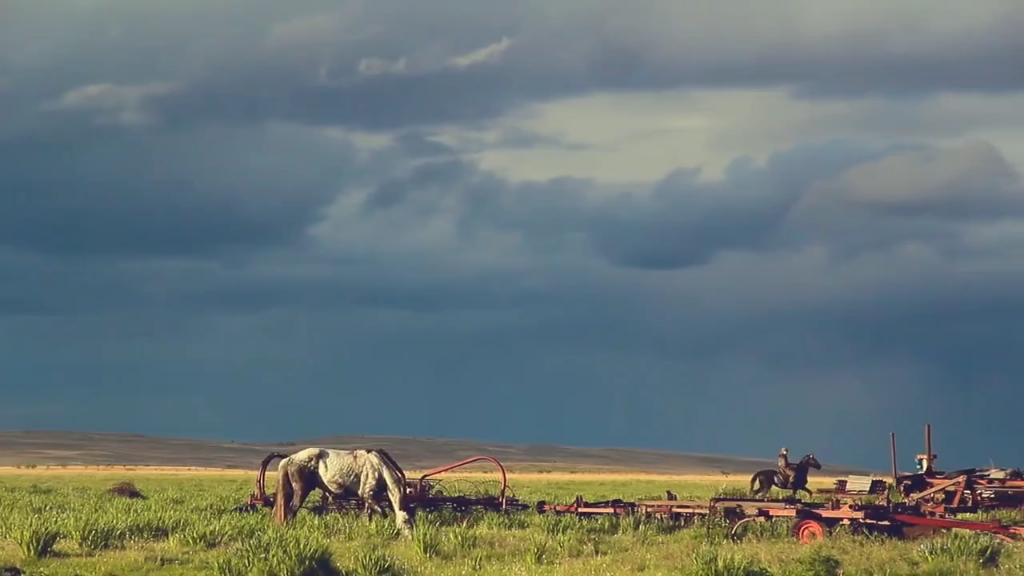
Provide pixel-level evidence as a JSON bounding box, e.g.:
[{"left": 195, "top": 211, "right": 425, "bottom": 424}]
[
  {"left": 537, "top": 424, "right": 1024, "bottom": 545},
  {"left": 537, "top": 494, "right": 1024, "bottom": 544}
]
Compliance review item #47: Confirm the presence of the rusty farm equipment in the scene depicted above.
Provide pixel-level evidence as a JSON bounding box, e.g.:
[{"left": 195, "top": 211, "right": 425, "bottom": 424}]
[
  {"left": 537, "top": 425, "right": 1024, "bottom": 545},
  {"left": 235, "top": 452, "right": 530, "bottom": 517},
  {"left": 537, "top": 492, "right": 1024, "bottom": 545},
  {"left": 230, "top": 425, "right": 1024, "bottom": 545},
  {"left": 891, "top": 424, "right": 1024, "bottom": 514},
  {"left": 815, "top": 475, "right": 890, "bottom": 501}
]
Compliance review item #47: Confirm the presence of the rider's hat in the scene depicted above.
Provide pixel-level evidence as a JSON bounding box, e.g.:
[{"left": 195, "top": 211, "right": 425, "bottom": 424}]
[{"left": 780, "top": 447, "right": 788, "bottom": 453}]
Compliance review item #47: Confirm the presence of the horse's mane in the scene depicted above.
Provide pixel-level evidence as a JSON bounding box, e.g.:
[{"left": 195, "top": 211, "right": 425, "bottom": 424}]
[{"left": 369, "top": 449, "right": 407, "bottom": 484}]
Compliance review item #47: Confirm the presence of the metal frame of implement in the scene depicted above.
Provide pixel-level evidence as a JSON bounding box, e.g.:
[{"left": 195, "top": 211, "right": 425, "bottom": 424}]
[
  {"left": 536, "top": 426, "right": 1024, "bottom": 544},
  {"left": 235, "top": 426, "right": 1024, "bottom": 544},
  {"left": 891, "top": 424, "right": 1024, "bottom": 514},
  {"left": 236, "top": 453, "right": 530, "bottom": 515},
  {"left": 536, "top": 495, "right": 1024, "bottom": 544}
]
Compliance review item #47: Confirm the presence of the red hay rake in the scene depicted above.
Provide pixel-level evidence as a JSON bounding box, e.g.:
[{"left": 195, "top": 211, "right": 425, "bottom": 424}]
[{"left": 235, "top": 453, "right": 530, "bottom": 516}]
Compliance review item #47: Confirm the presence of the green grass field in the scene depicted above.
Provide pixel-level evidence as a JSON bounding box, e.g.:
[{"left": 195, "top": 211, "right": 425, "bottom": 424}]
[{"left": 1, "top": 471, "right": 1022, "bottom": 575}]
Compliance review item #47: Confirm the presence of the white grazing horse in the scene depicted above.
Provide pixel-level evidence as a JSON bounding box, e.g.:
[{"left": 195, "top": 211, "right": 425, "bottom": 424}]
[{"left": 271, "top": 447, "right": 413, "bottom": 536}]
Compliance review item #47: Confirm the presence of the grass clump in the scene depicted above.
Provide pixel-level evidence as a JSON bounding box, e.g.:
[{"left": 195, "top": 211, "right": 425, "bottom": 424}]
[
  {"left": 170, "top": 522, "right": 227, "bottom": 550},
  {"left": 445, "top": 525, "right": 478, "bottom": 555},
  {"left": 210, "top": 530, "right": 340, "bottom": 576},
  {"left": 68, "top": 518, "right": 125, "bottom": 552},
  {"left": 782, "top": 545, "right": 842, "bottom": 576},
  {"left": 412, "top": 524, "right": 443, "bottom": 558},
  {"left": 525, "top": 535, "right": 549, "bottom": 566},
  {"left": 7, "top": 517, "right": 61, "bottom": 559},
  {"left": 915, "top": 530, "right": 1004, "bottom": 569},
  {"left": 688, "top": 544, "right": 771, "bottom": 576},
  {"left": 351, "top": 547, "right": 403, "bottom": 576}
]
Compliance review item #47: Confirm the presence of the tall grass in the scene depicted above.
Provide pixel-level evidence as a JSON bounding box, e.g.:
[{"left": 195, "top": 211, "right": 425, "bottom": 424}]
[{"left": 0, "top": 474, "right": 1022, "bottom": 575}]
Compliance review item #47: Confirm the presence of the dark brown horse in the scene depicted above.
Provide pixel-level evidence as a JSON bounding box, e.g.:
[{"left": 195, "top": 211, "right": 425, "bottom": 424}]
[{"left": 749, "top": 453, "right": 821, "bottom": 498}]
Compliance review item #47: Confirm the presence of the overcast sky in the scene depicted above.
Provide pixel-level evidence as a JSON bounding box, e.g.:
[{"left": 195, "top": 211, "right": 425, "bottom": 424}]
[{"left": 3, "top": 0, "right": 1024, "bottom": 471}]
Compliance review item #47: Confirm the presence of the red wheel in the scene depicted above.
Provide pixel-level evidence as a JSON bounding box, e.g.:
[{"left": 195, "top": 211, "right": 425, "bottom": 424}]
[{"left": 792, "top": 519, "right": 828, "bottom": 544}]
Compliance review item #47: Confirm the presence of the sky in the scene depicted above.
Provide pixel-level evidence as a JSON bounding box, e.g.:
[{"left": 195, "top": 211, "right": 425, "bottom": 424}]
[{"left": 2, "top": 0, "right": 1024, "bottom": 472}]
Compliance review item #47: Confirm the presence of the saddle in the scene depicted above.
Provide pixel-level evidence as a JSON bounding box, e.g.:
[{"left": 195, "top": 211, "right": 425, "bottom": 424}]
[{"left": 776, "top": 467, "right": 796, "bottom": 489}]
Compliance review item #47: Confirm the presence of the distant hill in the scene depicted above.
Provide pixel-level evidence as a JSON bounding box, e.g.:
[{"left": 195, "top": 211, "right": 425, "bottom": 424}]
[{"left": 0, "top": 431, "right": 876, "bottom": 475}]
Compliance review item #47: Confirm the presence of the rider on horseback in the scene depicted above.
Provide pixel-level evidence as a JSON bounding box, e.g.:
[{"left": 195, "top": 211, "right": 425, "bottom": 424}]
[
  {"left": 751, "top": 449, "right": 821, "bottom": 498},
  {"left": 777, "top": 448, "right": 793, "bottom": 488}
]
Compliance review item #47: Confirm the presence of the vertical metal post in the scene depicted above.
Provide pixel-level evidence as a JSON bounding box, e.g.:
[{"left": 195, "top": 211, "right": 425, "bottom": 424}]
[
  {"left": 925, "top": 423, "right": 934, "bottom": 474},
  {"left": 890, "top": 432, "right": 898, "bottom": 483}
]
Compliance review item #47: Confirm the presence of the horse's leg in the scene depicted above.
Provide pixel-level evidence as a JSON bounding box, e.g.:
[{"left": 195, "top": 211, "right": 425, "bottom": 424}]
[
  {"left": 353, "top": 484, "right": 372, "bottom": 523},
  {"left": 316, "top": 480, "right": 335, "bottom": 514},
  {"left": 363, "top": 496, "right": 378, "bottom": 523},
  {"left": 358, "top": 471, "right": 385, "bottom": 524},
  {"left": 791, "top": 467, "right": 809, "bottom": 498},
  {"left": 760, "top": 475, "right": 771, "bottom": 497}
]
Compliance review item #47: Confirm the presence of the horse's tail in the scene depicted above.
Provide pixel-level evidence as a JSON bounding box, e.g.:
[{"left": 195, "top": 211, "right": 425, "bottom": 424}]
[
  {"left": 272, "top": 457, "right": 295, "bottom": 524},
  {"left": 750, "top": 469, "right": 776, "bottom": 495},
  {"left": 367, "top": 450, "right": 412, "bottom": 533}
]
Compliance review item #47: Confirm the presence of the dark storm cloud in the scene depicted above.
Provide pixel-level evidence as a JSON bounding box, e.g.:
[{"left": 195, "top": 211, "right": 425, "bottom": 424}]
[
  {"left": 4, "top": 1, "right": 1023, "bottom": 133},
  {"left": 392, "top": 130, "right": 459, "bottom": 159},
  {"left": 0, "top": 136, "right": 986, "bottom": 320},
  {"left": 3, "top": 133, "right": 1024, "bottom": 468},
  {"left": 149, "top": 37, "right": 1024, "bottom": 131},
  {"left": 4, "top": 275, "right": 1023, "bottom": 468},
  {"left": 0, "top": 123, "right": 360, "bottom": 257},
  {"left": 5, "top": 0, "right": 1024, "bottom": 470},
  {"left": 350, "top": 139, "right": 1024, "bottom": 271},
  {"left": 3, "top": 132, "right": 1019, "bottom": 321},
  {"left": 363, "top": 159, "right": 471, "bottom": 211},
  {"left": 802, "top": 141, "right": 1024, "bottom": 221},
  {"left": 586, "top": 142, "right": 892, "bottom": 269}
]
